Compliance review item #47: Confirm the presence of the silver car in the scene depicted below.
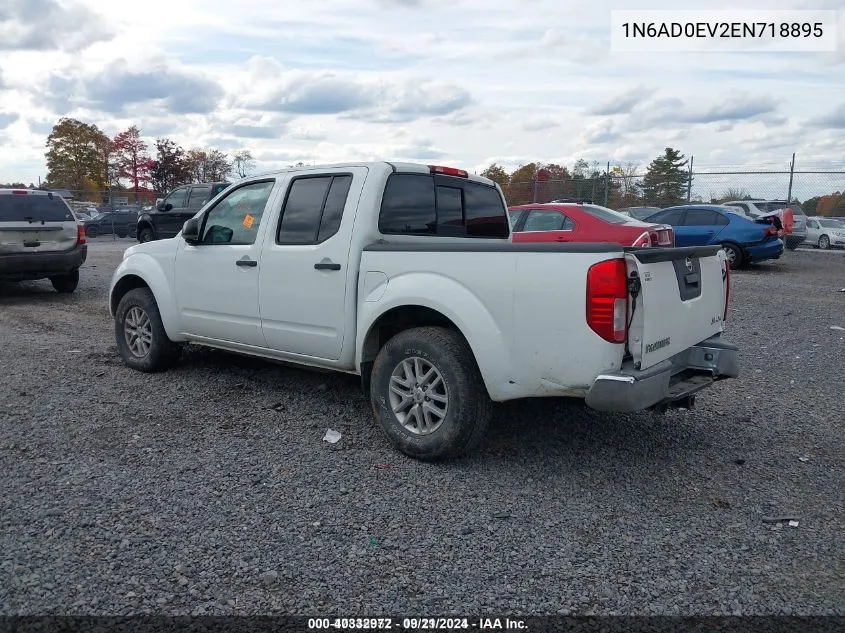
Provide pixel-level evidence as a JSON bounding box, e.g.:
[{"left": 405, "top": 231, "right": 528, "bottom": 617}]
[
  {"left": 806, "top": 216, "right": 845, "bottom": 250},
  {"left": 0, "top": 189, "right": 87, "bottom": 292}
]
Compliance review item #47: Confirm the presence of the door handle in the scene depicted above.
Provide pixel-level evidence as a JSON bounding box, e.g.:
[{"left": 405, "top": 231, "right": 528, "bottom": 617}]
[
  {"left": 314, "top": 261, "right": 341, "bottom": 271},
  {"left": 236, "top": 258, "right": 257, "bottom": 267}
]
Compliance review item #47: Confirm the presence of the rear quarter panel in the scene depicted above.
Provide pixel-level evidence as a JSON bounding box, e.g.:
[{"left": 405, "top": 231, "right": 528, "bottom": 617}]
[{"left": 357, "top": 248, "right": 627, "bottom": 401}]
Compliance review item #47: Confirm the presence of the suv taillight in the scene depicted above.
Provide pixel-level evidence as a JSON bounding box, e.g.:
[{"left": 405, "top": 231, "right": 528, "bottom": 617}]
[
  {"left": 586, "top": 258, "right": 628, "bottom": 343},
  {"left": 723, "top": 258, "right": 731, "bottom": 322},
  {"left": 77, "top": 224, "right": 86, "bottom": 245}
]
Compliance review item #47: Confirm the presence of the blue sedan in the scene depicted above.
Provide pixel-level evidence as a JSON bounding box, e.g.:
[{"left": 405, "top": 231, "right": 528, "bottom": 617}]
[{"left": 644, "top": 204, "right": 784, "bottom": 268}]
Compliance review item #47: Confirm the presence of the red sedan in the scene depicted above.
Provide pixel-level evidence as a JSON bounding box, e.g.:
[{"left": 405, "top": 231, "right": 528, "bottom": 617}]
[{"left": 509, "top": 202, "right": 674, "bottom": 247}]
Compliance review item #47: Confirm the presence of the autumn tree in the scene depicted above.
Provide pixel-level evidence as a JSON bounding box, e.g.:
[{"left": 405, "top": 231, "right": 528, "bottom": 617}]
[
  {"left": 232, "top": 150, "right": 255, "bottom": 178},
  {"left": 45, "top": 118, "right": 111, "bottom": 192},
  {"left": 150, "top": 138, "right": 189, "bottom": 194},
  {"left": 507, "top": 163, "right": 539, "bottom": 205},
  {"left": 111, "top": 125, "right": 154, "bottom": 200},
  {"left": 540, "top": 163, "right": 573, "bottom": 201},
  {"left": 640, "top": 147, "right": 689, "bottom": 207},
  {"left": 817, "top": 192, "right": 845, "bottom": 216}
]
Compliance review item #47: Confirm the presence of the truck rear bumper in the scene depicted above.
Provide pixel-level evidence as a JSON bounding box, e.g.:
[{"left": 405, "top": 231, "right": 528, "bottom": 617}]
[
  {"left": 0, "top": 244, "right": 87, "bottom": 281},
  {"left": 585, "top": 335, "right": 739, "bottom": 413}
]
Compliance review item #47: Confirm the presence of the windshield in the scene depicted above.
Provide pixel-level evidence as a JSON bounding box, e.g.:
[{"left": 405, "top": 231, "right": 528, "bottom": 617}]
[
  {"left": 580, "top": 204, "right": 631, "bottom": 224},
  {"left": 818, "top": 219, "right": 844, "bottom": 228},
  {"left": 0, "top": 193, "right": 75, "bottom": 222}
]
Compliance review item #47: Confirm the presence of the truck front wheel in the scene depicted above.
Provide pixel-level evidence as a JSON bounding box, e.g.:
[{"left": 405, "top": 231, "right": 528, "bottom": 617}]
[
  {"left": 370, "top": 326, "right": 492, "bottom": 461},
  {"left": 115, "top": 288, "right": 181, "bottom": 372}
]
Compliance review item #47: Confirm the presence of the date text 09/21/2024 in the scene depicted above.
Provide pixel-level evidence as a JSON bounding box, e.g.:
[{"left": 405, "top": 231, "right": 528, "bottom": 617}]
[{"left": 307, "top": 617, "right": 527, "bottom": 630}]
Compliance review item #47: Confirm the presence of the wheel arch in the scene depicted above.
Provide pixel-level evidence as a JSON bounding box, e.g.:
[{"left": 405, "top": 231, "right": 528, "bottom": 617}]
[
  {"left": 357, "top": 293, "right": 511, "bottom": 401},
  {"left": 109, "top": 262, "right": 184, "bottom": 341}
]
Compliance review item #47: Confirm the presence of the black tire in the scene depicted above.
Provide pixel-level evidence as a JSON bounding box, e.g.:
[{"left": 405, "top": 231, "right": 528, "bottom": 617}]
[
  {"left": 114, "top": 287, "right": 181, "bottom": 372},
  {"left": 785, "top": 237, "right": 799, "bottom": 251},
  {"left": 721, "top": 242, "right": 744, "bottom": 269},
  {"left": 86, "top": 226, "right": 98, "bottom": 238},
  {"left": 370, "top": 326, "right": 492, "bottom": 461},
  {"left": 50, "top": 269, "right": 79, "bottom": 293},
  {"left": 138, "top": 227, "right": 154, "bottom": 243},
  {"left": 116, "top": 229, "right": 127, "bottom": 238},
  {"left": 819, "top": 235, "right": 830, "bottom": 250}
]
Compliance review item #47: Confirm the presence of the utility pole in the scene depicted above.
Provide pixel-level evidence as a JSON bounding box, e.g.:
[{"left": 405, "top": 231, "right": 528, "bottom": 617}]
[
  {"left": 686, "top": 155, "right": 694, "bottom": 203},
  {"left": 787, "top": 152, "right": 795, "bottom": 203}
]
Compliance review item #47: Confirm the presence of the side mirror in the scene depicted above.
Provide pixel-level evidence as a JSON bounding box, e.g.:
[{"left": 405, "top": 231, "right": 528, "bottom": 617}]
[{"left": 182, "top": 218, "right": 201, "bottom": 244}]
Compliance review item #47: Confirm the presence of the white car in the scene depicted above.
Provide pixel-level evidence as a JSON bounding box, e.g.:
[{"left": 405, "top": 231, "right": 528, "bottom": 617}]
[
  {"left": 806, "top": 216, "right": 845, "bottom": 250},
  {"left": 109, "top": 162, "right": 739, "bottom": 460}
]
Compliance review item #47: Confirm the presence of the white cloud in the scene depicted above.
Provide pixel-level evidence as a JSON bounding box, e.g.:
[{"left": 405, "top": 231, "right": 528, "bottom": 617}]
[{"left": 0, "top": 0, "right": 843, "bottom": 190}]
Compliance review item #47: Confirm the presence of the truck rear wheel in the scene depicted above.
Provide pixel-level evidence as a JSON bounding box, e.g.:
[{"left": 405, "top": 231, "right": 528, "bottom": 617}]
[{"left": 370, "top": 326, "right": 492, "bottom": 460}]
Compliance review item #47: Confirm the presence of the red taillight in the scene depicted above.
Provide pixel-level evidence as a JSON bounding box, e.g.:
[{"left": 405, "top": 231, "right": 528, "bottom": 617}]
[
  {"left": 586, "top": 258, "right": 628, "bottom": 343},
  {"left": 764, "top": 226, "right": 778, "bottom": 237},
  {"left": 723, "top": 258, "right": 731, "bottom": 322},
  {"left": 12, "top": 189, "right": 28, "bottom": 195},
  {"left": 632, "top": 231, "right": 650, "bottom": 247},
  {"left": 650, "top": 226, "right": 674, "bottom": 246},
  {"left": 429, "top": 165, "right": 468, "bottom": 178},
  {"left": 77, "top": 224, "right": 86, "bottom": 245}
]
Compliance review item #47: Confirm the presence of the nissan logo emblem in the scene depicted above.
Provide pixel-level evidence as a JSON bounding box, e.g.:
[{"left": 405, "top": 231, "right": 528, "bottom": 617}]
[{"left": 685, "top": 257, "right": 693, "bottom": 272}]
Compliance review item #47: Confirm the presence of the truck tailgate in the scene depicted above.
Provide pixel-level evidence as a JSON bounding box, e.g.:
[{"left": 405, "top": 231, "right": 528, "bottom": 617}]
[{"left": 626, "top": 246, "right": 728, "bottom": 371}]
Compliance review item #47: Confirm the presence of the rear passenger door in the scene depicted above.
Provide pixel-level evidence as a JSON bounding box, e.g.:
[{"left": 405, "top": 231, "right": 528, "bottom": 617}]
[
  {"left": 514, "top": 208, "right": 575, "bottom": 242},
  {"left": 258, "top": 167, "right": 368, "bottom": 360},
  {"left": 679, "top": 208, "right": 729, "bottom": 246}
]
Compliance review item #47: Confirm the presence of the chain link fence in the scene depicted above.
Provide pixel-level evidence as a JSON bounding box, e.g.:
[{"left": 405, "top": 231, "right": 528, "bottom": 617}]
[{"left": 505, "top": 168, "right": 845, "bottom": 215}]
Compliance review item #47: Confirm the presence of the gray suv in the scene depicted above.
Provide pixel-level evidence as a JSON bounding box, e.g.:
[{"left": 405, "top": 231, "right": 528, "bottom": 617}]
[
  {"left": 722, "top": 200, "right": 807, "bottom": 250},
  {"left": 0, "top": 189, "right": 87, "bottom": 292}
]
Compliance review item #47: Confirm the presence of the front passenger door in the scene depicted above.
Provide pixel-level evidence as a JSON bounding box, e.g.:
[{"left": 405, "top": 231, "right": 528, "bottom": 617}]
[
  {"left": 158, "top": 186, "right": 190, "bottom": 238},
  {"left": 174, "top": 179, "right": 278, "bottom": 347}
]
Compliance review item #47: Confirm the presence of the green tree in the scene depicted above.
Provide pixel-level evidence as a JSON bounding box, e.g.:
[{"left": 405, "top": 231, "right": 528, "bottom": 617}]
[
  {"left": 150, "top": 138, "right": 189, "bottom": 194},
  {"left": 640, "top": 147, "right": 689, "bottom": 207},
  {"left": 184, "top": 148, "right": 232, "bottom": 182},
  {"left": 45, "top": 118, "right": 111, "bottom": 191},
  {"left": 801, "top": 196, "right": 820, "bottom": 215}
]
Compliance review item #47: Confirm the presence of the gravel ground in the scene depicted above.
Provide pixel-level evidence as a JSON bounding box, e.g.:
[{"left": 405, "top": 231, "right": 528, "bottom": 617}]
[{"left": 0, "top": 237, "right": 843, "bottom": 616}]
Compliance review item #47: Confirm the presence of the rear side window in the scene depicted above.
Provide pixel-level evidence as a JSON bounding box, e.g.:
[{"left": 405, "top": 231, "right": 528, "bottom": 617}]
[
  {"left": 277, "top": 175, "right": 352, "bottom": 245},
  {"left": 379, "top": 174, "right": 508, "bottom": 238},
  {"left": 0, "top": 193, "right": 75, "bottom": 222},
  {"left": 522, "top": 209, "right": 571, "bottom": 232},
  {"left": 579, "top": 204, "right": 629, "bottom": 225},
  {"left": 189, "top": 186, "right": 211, "bottom": 206},
  {"left": 684, "top": 209, "right": 727, "bottom": 226}
]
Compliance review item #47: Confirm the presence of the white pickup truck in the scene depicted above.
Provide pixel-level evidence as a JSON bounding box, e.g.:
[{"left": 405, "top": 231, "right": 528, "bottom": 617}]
[{"left": 109, "top": 162, "right": 739, "bottom": 460}]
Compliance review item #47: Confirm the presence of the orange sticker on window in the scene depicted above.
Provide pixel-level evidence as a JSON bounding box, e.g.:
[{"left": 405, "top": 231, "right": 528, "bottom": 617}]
[{"left": 243, "top": 213, "right": 254, "bottom": 229}]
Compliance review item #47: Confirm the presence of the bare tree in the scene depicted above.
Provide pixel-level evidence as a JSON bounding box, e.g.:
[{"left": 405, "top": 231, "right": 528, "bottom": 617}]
[
  {"left": 713, "top": 187, "right": 751, "bottom": 203},
  {"left": 232, "top": 150, "right": 255, "bottom": 179}
]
